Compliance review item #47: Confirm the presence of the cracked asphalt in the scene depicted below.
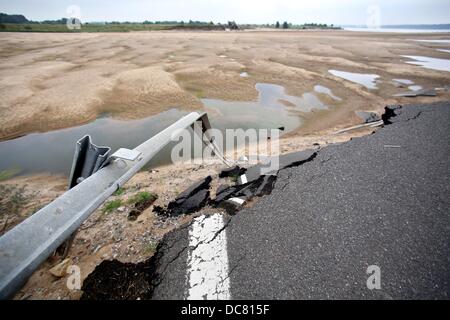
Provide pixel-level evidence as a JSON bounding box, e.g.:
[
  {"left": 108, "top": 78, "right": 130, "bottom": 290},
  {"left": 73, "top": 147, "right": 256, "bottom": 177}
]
[{"left": 152, "top": 102, "right": 450, "bottom": 300}]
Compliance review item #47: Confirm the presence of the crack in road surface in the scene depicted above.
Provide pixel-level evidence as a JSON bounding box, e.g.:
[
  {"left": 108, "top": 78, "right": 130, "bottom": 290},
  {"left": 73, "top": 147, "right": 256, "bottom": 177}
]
[{"left": 81, "top": 102, "right": 449, "bottom": 299}]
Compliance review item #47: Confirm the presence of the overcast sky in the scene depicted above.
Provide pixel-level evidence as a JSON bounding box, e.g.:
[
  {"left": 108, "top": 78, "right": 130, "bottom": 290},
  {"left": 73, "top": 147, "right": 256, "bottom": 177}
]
[{"left": 1, "top": 0, "right": 449, "bottom": 25}]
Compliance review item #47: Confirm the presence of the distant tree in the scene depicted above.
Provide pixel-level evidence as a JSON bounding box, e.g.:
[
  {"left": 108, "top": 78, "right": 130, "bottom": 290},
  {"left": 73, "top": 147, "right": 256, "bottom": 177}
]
[
  {"left": 275, "top": 21, "right": 280, "bottom": 28},
  {"left": 0, "top": 13, "right": 29, "bottom": 24},
  {"left": 282, "top": 21, "right": 289, "bottom": 29},
  {"left": 227, "top": 21, "right": 239, "bottom": 30}
]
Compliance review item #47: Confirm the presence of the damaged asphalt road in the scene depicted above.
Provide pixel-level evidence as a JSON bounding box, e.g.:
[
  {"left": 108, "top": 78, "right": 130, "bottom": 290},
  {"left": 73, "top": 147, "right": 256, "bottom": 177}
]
[{"left": 82, "top": 101, "right": 450, "bottom": 300}]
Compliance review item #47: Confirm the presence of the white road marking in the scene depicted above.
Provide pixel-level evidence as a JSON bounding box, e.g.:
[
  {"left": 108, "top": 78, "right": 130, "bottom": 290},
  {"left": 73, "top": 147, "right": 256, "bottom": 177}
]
[
  {"left": 186, "top": 213, "right": 231, "bottom": 300},
  {"left": 228, "top": 197, "right": 245, "bottom": 205}
]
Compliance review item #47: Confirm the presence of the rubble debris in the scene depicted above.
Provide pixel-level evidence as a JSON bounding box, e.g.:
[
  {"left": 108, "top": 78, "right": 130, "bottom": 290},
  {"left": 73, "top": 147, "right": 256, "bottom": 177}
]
[
  {"left": 394, "top": 88, "right": 437, "bottom": 97},
  {"left": 155, "top": 176, "right": 212, "bottom": 217},
  {"left": 238, "top": 149, "right": 316, "bottom": 185},
  {"left": 382, "top": 105, "right": 402, "bottom": 125},
  {"left": 218, "top": 166, "right": 247, "bottom": 178},
  {"left": 355, "top": 111, "right": 382, "bottom": 123},
  {"left": 49, "top": 258, "right": 71, "bottom": 278},
  {"left": 216, "top": 184, "right": 230, "bottom": 195},
  {"left": 212, "top": 175, "right": 278, "bottom": 214},
  {"left": 219, "top": 197, "right": 246, "bottom": 215}
]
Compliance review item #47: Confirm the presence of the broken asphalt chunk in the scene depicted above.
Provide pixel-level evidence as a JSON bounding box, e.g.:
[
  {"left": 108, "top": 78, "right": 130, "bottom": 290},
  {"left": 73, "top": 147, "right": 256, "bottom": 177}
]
[
  {"left": 355, "top": 111, "right": 382, "bottom": 123},
  {"left": 218, "top": 166, "right": 247, "bottom": 178},
  {"left": 156, "top": 176, "right": 212, "bottom": 217},
  {"left": 219, "top": 197, "right": 246, "bottom": 215},
  {"left": 174, "top": 176, "right": 212, "bottom": 202},
  {"left": 382, "top": 105, "right": 402, "bottom": 125}
]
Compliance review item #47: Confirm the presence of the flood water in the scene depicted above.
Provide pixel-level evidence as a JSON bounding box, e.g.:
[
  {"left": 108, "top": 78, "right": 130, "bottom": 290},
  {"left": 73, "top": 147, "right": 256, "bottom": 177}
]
[
  {"left": 402, "top": 55, "right": 450, "bottom": 72},
  {"left": 329, "top": 70, "right": 380, "bottom": 89},
  {"left": 0, "top": 83, "right": 329, "bottom": 177}
]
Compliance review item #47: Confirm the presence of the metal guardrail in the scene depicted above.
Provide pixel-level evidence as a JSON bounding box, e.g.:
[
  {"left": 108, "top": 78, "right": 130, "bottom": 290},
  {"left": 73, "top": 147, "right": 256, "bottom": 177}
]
[{"left": 0, "top": 112, "right": 228, "bottom": 299}]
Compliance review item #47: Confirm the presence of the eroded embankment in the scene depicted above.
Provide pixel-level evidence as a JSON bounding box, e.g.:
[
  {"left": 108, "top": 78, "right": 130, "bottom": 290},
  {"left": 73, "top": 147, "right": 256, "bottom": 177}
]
[{"left": 80, "top": 105, "right": 408, "bottom": 299}]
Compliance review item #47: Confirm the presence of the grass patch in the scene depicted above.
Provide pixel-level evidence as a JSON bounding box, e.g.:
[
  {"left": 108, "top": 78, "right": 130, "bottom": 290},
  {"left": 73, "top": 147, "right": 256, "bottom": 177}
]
[
  {"left": 0, "top": 167, "right": 21, "bottom": 182},
  {"left": 113, "top": 187, "right": 126, "bottom": 196},
  {"left": 0, "top": 23, "right": 225, "bottom": 33},
  {"left": 102, "top": 199, "right": 123, "bottom": 214},
  {"left": 127, "top": 191, "right": 158, "bottom": 206}
]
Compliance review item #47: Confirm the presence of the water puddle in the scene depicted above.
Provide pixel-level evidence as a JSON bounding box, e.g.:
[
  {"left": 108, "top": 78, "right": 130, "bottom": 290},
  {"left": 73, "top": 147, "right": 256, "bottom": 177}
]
[
  {"left": 402, "top": 55, "right": 450, "bottom": 72},
  {"left": 0, "top": 83, "right": 328, "bottom": 177},
  {"left": 0, "top": 109, "right": 189, "bottom": 177},
  {"left": 392, "top": 79, "right": 423, "bottom": 91},
  {"left": 239, "top": 72, "right": 249, "bottom": 77},
  {"left": 202, "top": 83, "right": 327, "bottom": 132},
  {"left": 408, "top": 85, "right": 423, "bottom": 91},
  {"left": 412, "top": 39, "right": 450, "bottom": 44},
  {"left": 314, "top": 85, "right": 342, "bottom": 101},
  {"left": 437, "top": 49, "right": 450, "bottom": 53},
  {"left": 393, "top": 79, "right": 414, "bottom": 85},
  {"left": 329, "top": 70, "right": 380, "bottom": 89}
]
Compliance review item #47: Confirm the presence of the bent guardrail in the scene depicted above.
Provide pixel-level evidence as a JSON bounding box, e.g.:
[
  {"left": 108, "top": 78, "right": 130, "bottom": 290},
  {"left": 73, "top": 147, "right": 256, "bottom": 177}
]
[{"left": 0, "top": 111, "right": 228, "bottom": 299}]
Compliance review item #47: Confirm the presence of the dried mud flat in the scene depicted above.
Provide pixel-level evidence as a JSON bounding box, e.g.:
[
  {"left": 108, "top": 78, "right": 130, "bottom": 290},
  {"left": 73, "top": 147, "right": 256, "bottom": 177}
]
[
  {"left": 1, "top": 30, "right": 449, "bottom": 140},
  {"left": 1, "top": 30, "right": 450, "bottom": 299}
]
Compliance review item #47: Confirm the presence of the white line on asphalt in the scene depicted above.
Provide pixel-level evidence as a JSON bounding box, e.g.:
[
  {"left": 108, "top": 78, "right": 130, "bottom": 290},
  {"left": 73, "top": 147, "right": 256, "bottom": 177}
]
[
  {"left": 186, "top": 213, "right": 231, "bottom": 300},
  {"left": 228, "top": 197, "right": 245, "bottom": 205}
]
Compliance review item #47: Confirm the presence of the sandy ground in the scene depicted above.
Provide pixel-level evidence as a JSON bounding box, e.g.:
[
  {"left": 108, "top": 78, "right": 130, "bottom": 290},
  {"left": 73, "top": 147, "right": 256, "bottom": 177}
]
[
  {"left": 1, "top": 30, "right": 450, "bottom": 299},
  {"left": 1, "top": 30, "right": 450, "bottom": 140}
]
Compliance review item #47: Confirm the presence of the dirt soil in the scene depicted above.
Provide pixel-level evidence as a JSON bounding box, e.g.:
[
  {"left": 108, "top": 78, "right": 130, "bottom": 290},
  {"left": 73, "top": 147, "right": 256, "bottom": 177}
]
[{"left": 0, "top": 29, "right": 450, "bottom": 299}]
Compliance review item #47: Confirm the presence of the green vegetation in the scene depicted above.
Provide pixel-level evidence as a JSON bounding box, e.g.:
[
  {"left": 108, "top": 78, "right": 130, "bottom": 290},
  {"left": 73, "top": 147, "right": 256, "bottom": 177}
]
[
  {"left": 246, "top": 22, "right": 340, "bottom": 30},
  {"left": 0, "top": 12, "right": 340, "bottom": 33},
  {"left": 113, "top": 187, "right": 126, "bottom": 196},
  {"left": 102, "top": 199, "right": 123, "bottom": 214},
  {"left": 0, "top": 168, "right": 21, "bottom": 182},
  {"left": 127, "top": 191, "right": 158, "bottom": 206}
]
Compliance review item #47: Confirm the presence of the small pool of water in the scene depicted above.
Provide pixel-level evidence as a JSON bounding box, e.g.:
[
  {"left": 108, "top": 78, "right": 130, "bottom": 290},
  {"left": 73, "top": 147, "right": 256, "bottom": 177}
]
[
  {"left": 202, "top": 83, "right": 328, "bottom": 132},
  {"left": 412, "top": 39, "right": 450, "bottom": 44},
  {"left": 402, "top": 55, "right": 450, "bottom": 72},
  {"left": 0, "top": 83, "right": 327, "bottom": 177},
  {"left": 393, "top": 79, "right": 414, "bottom": 85},
  {"left": 239, "top": 72, "right": 249, "bottom": 77},
  {"left": 0, "top": 109, "right": 189, "bottom": 177},
  {"left": 314, "top": 85, "right": 342, "bottom": 101},
  {"left": 329, "top": 70, "right": 380, "bottom": 90},
  {"left": 408, "top": 85, "right": 423, "bottom": 91},
  {"left": 437, "top": 49, "right": 450, "bottom": 53}
]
